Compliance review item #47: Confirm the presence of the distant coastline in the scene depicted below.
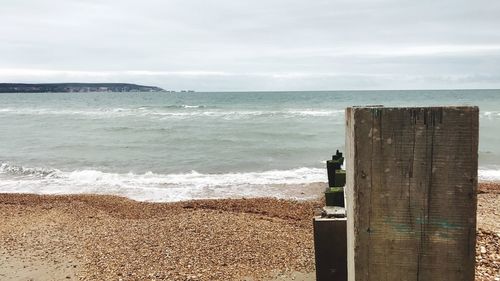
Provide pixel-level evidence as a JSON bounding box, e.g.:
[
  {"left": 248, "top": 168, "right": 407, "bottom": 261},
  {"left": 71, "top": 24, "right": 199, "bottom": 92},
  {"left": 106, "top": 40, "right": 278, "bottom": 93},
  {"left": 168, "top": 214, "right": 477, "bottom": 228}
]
[{"left": 0, "top": 83, "right": 165, "bottom": 93}]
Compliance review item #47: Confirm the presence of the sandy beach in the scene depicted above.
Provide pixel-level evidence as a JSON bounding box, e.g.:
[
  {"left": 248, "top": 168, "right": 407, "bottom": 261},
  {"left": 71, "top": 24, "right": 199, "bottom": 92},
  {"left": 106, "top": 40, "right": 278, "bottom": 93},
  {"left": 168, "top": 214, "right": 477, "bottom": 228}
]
[{"left": 1, "top": 183, "right": 498, "bottom": 281}]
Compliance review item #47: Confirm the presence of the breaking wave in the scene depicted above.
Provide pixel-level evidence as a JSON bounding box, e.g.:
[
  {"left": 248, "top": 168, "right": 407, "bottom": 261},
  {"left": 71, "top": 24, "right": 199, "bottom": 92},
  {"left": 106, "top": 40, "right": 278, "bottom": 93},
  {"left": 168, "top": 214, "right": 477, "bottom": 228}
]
[
  {"left": 482, "top": 111, "right": 500, "bottom": 119},
  {"left": 478, "top": 168, "right": 500, "bottom": 182},
  {"left": 2, "top": 107, "right": 500, "bottom": 120},
  {"left": 2, "top": 162, "right": 499, "bottom": 202},
  {"left": 0, "top": 107, "right": 344, "bottom": 120},
  {"left": 0, "top": 163, "right": 327, "bottom": 202}
]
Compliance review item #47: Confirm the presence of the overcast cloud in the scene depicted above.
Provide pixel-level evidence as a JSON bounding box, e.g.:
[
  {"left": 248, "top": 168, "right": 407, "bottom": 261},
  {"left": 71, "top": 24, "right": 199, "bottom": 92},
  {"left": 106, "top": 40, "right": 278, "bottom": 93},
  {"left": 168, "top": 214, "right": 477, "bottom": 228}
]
[{"left": 1, "top": 0, "right": 500, "bottom": 91}]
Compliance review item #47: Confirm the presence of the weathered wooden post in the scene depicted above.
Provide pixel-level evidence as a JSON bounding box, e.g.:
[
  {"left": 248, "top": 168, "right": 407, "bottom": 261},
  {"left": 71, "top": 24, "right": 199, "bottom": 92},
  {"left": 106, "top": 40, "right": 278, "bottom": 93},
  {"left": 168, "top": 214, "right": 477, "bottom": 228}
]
[
  {"left": 314, "top": 216, "right": 347, "bottom": 280},
  {"left": 345, "top": 106, "right": 478, "bottom": 281},
  {"left": 313, "top": 150, "right": 348, "bottom": 281}
]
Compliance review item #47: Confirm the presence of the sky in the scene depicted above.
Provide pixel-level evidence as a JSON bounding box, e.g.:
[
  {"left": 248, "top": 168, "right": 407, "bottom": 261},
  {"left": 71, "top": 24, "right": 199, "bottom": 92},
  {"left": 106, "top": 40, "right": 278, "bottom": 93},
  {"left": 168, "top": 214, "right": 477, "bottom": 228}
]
[{"left": 1, "top": 0, "right": 500, "bottom": 91}]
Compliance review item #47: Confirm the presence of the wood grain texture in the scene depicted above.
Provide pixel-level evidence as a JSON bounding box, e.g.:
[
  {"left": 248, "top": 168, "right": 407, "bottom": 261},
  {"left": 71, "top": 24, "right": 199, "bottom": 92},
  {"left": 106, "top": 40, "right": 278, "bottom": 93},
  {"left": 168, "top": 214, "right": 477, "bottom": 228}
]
[
  {"left": 345, "top": 107, "right": 478, "bottom": 281},
  {"left": 313, "top": 217, "right": 347, "bottom": 281}
]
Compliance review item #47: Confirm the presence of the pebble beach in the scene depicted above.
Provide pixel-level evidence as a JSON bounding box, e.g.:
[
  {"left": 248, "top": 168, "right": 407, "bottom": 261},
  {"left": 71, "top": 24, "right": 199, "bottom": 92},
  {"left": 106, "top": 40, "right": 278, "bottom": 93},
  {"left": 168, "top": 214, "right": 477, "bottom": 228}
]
[{"left": 1, "top": 183, "right": 498, "bottom": 281}]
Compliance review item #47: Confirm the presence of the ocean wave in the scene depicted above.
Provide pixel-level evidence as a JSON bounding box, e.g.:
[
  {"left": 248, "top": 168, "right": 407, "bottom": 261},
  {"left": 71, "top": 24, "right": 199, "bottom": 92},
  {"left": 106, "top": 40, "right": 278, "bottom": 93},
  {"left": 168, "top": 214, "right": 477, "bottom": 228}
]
[
  {"left": 482, "top": 111, "right": 500, "bottom": 119},
  {"left": 479, "top": 168, "right": 500, "bottom": 182},
  {"left": 0, "top": 163, "right": 326, "bottom": 185},
  {"left": 181, "top": 105, "right": 207, "bottom": 109},
  {"left": 2, "top": 106, "right": 500, "bottom": 121},
  {"left": 137, "top": 105, "right": 209, "bottom": 109},
  {"left": 3, "top": 162, "right": 500, "bottom": 183},
  {"left": 0, "top": 107, "right": 129, "bottom": 118},
  {"left": 0, "top": 163, "right": 327, "bottom": 202},
  {"left": 287, "top": 110, "right": 343, "bottom": 117},
  {"left": 0, "top": 163, "right": 57, "bottom": 177},
  {"left": 3, "top": 163, "right": 498, "bottom": 202},
  {"left": 0, "top": 107, "right": 345, "bottom": 120}
]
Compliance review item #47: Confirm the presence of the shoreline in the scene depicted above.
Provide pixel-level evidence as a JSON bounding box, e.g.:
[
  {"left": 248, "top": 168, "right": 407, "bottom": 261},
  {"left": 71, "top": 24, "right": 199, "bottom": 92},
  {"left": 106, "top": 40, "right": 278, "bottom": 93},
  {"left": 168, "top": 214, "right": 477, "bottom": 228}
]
[
  {"left": 1, "top": 183, "right": 498, "bottom": 280},
  {"left": 1, "top": 180, "right": 499, "bottom": 204},
  {"left": 0, "top": 194, "right": 323, "bottom": 281},
  {"left": 0, "top": 181, "right": 329, "bottom": 204}
]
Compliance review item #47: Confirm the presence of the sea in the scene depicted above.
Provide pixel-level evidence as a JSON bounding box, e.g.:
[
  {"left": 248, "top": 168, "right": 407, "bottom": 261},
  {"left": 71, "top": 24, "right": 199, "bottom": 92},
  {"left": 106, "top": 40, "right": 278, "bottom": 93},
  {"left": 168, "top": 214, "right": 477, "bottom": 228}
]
[{"left": 1, "top": 90, "right": 499, "bottom": 202}]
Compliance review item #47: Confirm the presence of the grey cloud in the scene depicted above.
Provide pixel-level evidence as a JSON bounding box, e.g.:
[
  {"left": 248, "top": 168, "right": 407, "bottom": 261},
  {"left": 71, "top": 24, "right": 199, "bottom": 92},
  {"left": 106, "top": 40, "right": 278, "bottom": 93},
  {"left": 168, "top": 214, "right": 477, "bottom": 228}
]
[{"left": 1, "top": 0, "right": 500, "bottom": 90}]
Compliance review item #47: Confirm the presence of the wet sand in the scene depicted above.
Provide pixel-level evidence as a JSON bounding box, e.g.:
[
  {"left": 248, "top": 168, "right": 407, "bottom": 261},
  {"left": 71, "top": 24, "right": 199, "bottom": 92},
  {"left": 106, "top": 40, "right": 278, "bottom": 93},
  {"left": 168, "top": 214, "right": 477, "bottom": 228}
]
[{"left": 0, "top": 183, "right": 498, "bottom": 281}]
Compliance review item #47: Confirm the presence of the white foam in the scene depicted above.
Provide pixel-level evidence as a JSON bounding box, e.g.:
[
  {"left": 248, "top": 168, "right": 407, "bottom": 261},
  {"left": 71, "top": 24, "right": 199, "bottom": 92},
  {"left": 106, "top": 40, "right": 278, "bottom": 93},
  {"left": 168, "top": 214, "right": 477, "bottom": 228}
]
[
  {"left": 181, "top": 105, "right": 205, "bottom": 108},
  {"left": 287, "top": 110, "right": 344, "bottom": 117},
  {"left": 0, "top": 107, "right": 345, "bottom": 120},
  {"left": 0, "top": 163, "right": 56, "bottom": 177},
  {"left": 0, "top": 163, "right": 327, "bottom": 202},
  {"left": 479, "top": 168, "right": 500, "bottom": 182},
  {"left": 2, "top": 162, "right": 500, "bottom": 201},
  {"left": 482, "top": 111, "right": 500, "bottom": 119},
  {"left": 0, "top": 107, "right": 132, "bottom": 118},
  {"left": 2, "top": 106, "right": 500, "bottom": 121}
]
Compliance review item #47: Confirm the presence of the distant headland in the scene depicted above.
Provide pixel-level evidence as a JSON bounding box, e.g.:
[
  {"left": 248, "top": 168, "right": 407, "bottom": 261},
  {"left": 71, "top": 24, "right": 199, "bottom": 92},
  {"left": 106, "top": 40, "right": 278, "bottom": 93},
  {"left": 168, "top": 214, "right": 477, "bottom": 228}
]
[{"left": 0, "top": 83, "right": 165, "bottom": 93}]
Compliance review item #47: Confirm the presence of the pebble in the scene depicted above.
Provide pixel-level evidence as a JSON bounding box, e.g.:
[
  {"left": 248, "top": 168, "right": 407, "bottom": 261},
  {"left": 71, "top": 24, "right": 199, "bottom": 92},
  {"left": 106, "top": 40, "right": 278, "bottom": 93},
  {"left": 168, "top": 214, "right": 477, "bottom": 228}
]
[{"left": 1, "top": 185, "right": 499, "bottom": 280}]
